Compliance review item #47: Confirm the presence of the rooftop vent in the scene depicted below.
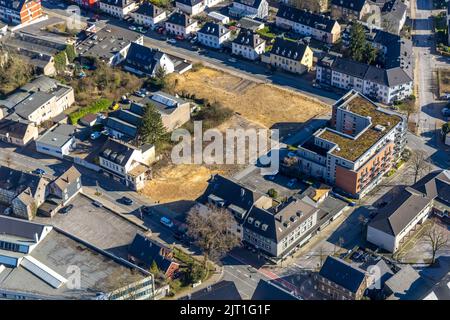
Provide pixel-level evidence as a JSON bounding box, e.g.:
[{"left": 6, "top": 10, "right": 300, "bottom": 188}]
[
  {"left": 261, "top": 224, "right": 268, "bottom": 231},
  {"left": 255, "top": 220, "right": 261, "bottom": 227},
  {"left": 374, "top": 124, "right": 386, "bottom": 132}
]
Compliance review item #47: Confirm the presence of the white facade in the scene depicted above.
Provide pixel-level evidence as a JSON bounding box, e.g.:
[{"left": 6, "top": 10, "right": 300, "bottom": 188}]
[
  {"left": 36, "top": 136, "right": 74, "bottom": 159},
  {"left": 231, "top": 0, "right": 269, "bottom": 19},
  {"left": 175, "top": 1, "right": 205, "bottom": 16},
  {"left": 232, "top": 41, "right": 265, "bottom": 60},
  {"left": 131, "top": 10, "right": 166, "bottom": 27},
  {"left": 109, "top": 36, "right": 143, "bottom": 66},
  {"left": 198, "top": 30, "right": 231, "bottom": 48},
  {"left": 165, "top": 21, "right": 198, "bottom": 37},
  {"left": 99, "top": 1, "right": 137, "bottom": 19}
]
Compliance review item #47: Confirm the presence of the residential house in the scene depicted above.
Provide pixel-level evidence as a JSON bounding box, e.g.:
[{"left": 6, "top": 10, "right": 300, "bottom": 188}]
[
  {"left": 98, "top": 138, "right": 155, "bottom": 191},
  {"left": 0, "top": 0, "right": 43, "bottom": 25},
  {"left": 141, "top": 91, "right": 191, "bottom": 132},
  {"left": 330, "top": 0, "right": 371, "bottom": 21},
  {"left": 0, "top": 166, "right": 49, "bottom": 220},
  {"left": 40, "top": 166, "right": 82, "bottom": 217},
  {"left": 377, "top": 0, "right": 407, "bottom": 35},
  {"left": 1, "top": 76, "right": 75, "bottom": 125},
  {"left": 0, "top": 216, "right": 159, "bottom": 300},
  {"left": 35, "top": 124, "right": 76, "bottom": 159},
  {"left": 316, "top": 55, "right": 413, "bottom": 104},
  {"left": 76, "top": 25, "right": 144, "bottom": 66},
  {"left": 131, "top": 2, "right": 167, "bottom": 27},
  {"left": 105, "top": 102, "right": 144, "bottom": 140},
  {"left": 237, "top": 16, "right": 265, "bottom": 31},
  {"left": 263, "top": 37, "right": 313, "bottom": 74},
  {"left": 367, "top": 169, "right": 450, "bottom": 252},
  {"left": 275, "top": 4, "right": 341, "bottom": 44},
  {"left": 243, "top": 197, "right": 320, "bottom": 258},
  {"left": 198, "top": 174, "right": 273, "bottom": 240},
  {"left": 232, "top": 29, "right": 265, "bottom": 60},
  {"left": 123, "top": 42, "right": 175, "bottom": 77},
  {"left": 197, "top": 22, "right": 231, "bottom": 49},
  {"left": 164, "top": 11, "right": 198, "bottom": 38},
  {"left": 229, "top": 0, "right": 269, "bottom": 20},
  {"left": 316, "top": 256, "right": 369, "bottom": 300},
  {"left": 175, "top": 0, "right": 206, "bottom": 16},
  {"left": 0, "top": 119, "right": 38, "bottom": 146},
  {"left": 208, "top": 11, "right": 230, "bottom": 24},
  {"left": 128, "top": 234, "right": 180, "bottom": 279},
  {"left": 79, "top": 113, "right": 98, "bottom": 127},
  {"left": 99, "top": 0, "right": 137, "bottom": 19},
  {"left": 286, "top": 90, "right": 406, "bottom": 198},
  {"left": 280, "top": 0, "right": 329, "bottom": 13},
  {"left": 383, "top": 264, "right": 426, "bottom": 300}
]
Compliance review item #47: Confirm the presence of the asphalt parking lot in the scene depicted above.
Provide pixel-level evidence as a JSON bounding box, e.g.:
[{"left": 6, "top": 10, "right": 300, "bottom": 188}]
[{"left": 34, "top": 194, "right": 145, "bottom": 258}]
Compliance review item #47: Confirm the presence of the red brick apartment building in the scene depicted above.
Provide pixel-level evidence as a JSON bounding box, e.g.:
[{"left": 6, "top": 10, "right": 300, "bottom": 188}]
[
  {"left": 287, "top": 90, "right": 406, "bottom": 198},
  {"left": 0, "top": 0, "right": 43, "bottom": 25}
]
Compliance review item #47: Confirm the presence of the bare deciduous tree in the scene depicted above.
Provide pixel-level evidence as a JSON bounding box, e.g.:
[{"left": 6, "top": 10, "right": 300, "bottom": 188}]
[
  {"left": 423, "top": 220, "right": 448, "bottom": 265},
  {"left": 186, "top": 205, "right": 240, "bottom": 268},
  {"left": 410, "top": 150, "right": 431, "bottom": 183}
]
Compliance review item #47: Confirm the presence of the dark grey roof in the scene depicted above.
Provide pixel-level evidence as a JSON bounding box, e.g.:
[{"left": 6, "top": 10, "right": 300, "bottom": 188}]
[
  {"left": 166, "top": 12, "right": 196, "bottom": 27},
  {"left": 141, "top": 91, "right": 187, "bottom": 115},
  {"left": 176, "top": 0, "right": 204, "bottom": 6},
  {"left": 128, "top": 234, "right": 176, "bottom": 273},
  {"left": 385, "top": 67, "right": 413, "bottom": 87},
  {"left": 319, "top": 256, "right": 367, "bottom": 293},
  {"left": 123, "top": 42, "right": 166, "bottom": 76},
  {"left": 423, "top": 274, "right": 450, "bottom": 300},
  {"left": 233, "top": 29, "right": 264, "bottom": 48},
  {"left": 105, "top": 103, "right": 145, "bottom": 138},
  {"left": 234, "top": 0, "right": 264, "bottom": 9},
  {"left": 330, "top": 57, "right": 369, "bottom": 79},
  {"left": 100, "top": 0, "right": 134, "bottom": 8},
  {"left": 183, "top": 280, "right": 242, "bottom": 300},
  {"left": 14, "top": 91, "right": 54, "bottom": 119},
  {"left": 412, "top": 170, "right": 450, "bottom": 206},
  {"left": 276, "top": 4, "right": 338, "bottom": 33},
  {"left": 251, "top": 279, "right": 299, "bottom": 300},
  {"left": 198, "top": 22, "right": 230, "bottom": 38},
  {"left": 99, "top": 138, "right": 136, "bottom": 166},
  {"left": 244, "top": 198, "right": 318, "bottom": 242},
  {"left": 134, "top": 2, "right": 165, "bottom": 17},
  {"left": 0, "top": 166, "right": 45, "bottom": 195},
  {"left": 381, "top": 0, "right": 407, "bottom": 20},
  {"left": 270, "top": 37, "right": 309, "bottom": 61},
  {"left": 369, "top": 187, "right": 432, "bottom": 236},
  {"left": 0, "top": 119, "right": 31, "bottom": 139},
  {"left": 331, "top": 0, "right": 368, "bottom": 11},
  {"left": 199, "top": 174, "right": 267, "bottom": 222},
  {"left": 36, "top": 124, "right": 75, "bottom": 148},
  {"left": 0, "top": 216, "right": 48, "bottom": 241},
  {"left": 0, "top": 0, "right": 27, "bottom": 12}
]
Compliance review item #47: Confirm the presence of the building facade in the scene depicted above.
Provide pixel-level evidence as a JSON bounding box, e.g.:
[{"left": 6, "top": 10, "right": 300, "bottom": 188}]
[
  {"left": 131, "top": 2, "right": 167, "bottom": 27},
  {"left": 99, "top": 0, "right": 137, "bottom": 19},
  {"left": 0, "top": 0, "right": 43, "bottom": 26},
  {"left": 264, "top": 37, "right": 313, "bottom": 74},
  {"left": 164, "top": 12, "right": 199, "bottom": 38},
  {"left": 330, "top": 0, "right": 371, "bottom": 21},
  {"left": 232, "top": 29, "right": 265, "bottom": 60},
  {"left": 197, "top": 22, "right": 231, "bottom": 48}
]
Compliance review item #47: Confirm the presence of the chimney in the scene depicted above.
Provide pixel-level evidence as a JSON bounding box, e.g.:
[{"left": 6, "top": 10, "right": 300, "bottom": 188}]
[{"left": 34, "top": 233, "right": 39, "bottom": 243}]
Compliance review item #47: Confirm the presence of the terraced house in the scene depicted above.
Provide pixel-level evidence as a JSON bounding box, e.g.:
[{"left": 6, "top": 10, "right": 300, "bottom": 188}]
[
  {"left": 263, "top": 37, "right": 313, "bottom": 74},
  {"left": 99, "top": 0, "right": 137, "bottom": 19},
  {"left": 197, "top": 22, "right": 231, "bottom": 49},
  {"left": 232, "top": 29, "right": 265, "bottom": 60},
  {"left": 276, "top": 4, "right": 341, "bottom": 44},
  {"left": 0, "top": 0, "right": 43, "bottom": 25},
  {"left": 286, "top": 90, "right": 406, "bottom": 198},
  {"left": 131, "top": 2, "right": 167, "bottom": 27},
  {"left": 330, "top": 0, "right": 371, "bottom": 21}
]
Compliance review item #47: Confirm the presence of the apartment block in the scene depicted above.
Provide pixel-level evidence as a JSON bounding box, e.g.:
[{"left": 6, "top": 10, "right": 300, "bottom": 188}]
[{"left": 287, "top": 90, "right": 406, "bottom": 198}]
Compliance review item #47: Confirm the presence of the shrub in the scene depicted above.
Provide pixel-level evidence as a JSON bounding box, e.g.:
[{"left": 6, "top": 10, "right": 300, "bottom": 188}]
[
  {"left": 268, "top": 188, "right": 278, "bottom": 198},
  {"left": 69, "top": 98, "right": 112, "bottom": 124}
]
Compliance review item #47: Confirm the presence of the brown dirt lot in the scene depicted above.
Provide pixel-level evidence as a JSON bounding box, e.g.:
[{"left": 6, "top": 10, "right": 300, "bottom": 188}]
[
  {"left": 166, "top": 67, "right": 330, "bottom": 128},
  {"left": 438, "top": 68, "right": 450, "bottom": 96}
]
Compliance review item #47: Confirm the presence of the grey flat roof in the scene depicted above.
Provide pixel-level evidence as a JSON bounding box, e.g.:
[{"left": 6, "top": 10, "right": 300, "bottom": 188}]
[{"left": 36, "top": 125, "right": 75, "bottom": 148}]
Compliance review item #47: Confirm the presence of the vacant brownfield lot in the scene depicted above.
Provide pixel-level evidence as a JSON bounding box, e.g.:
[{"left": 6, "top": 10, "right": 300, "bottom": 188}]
[
  {"left": 166, "top": 67, "right": 329, "bottom": 128},
  {"left": 438, "top": 68, "right": 450, "bottom": 96}
]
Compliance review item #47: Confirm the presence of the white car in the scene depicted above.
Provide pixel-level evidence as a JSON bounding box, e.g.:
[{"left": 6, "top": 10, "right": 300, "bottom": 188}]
[
  {"left": 167, "top": 38, "right": 177, "bottom": 44},
  {"left": 128, "top": 26, "right": 137, "bottom": 31},
  {"left": 228, "top": 58, "right": 237, "bottom": 63},
  {"left": 90, "top": 131, "right": 102, "bottom": 140}
]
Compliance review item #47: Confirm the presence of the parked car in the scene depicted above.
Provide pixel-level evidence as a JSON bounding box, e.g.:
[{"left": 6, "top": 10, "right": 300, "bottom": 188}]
[
  {"left": 92, "top": 201, "right": 103, "bottom": 208},
  {"left": 175, "top": 35, "right": 184, "bottom": 41},
  {"left": 119, "top": 197, "right": 133, "bottom": 205},
  {"left": 266, "top": 174, "right": 276, "bottom": 181},
  {"left": 228, "top": 58, "right": 237, "bottom": 63},
  {"left": 167, "top": 38, "right": 177, "bottom": 44},
  {"left": 160, "top": 216, "right": 174, "bottom": 228},
  {"left": 109, "top": 101, "right": 120, "bottom": 110},
  {"left": 90, "top": 131, "right": 102, "bottom": 140},
  {"left": 59, "top": 204, "right": 74, "bottom": 214},
  {"left": 134, "top": 90, "right": 146, "bottom": 98},
  {"left": 140, "top": 205, "right": 152, "bottom": 215},
  {"left": 442, "top": 107, "right": 450, "bottom": 117},
  {"left": 33, "top": 168, "right": 46, "bottom": 175},
  {"left": 128, "top": 26, "right": 137, "bottom": 31},
  {"left": 287, "top": 178, "right": 297, "bottom": 188}
]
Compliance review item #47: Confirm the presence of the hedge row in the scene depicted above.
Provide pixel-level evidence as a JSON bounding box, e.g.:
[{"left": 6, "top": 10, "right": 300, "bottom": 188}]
[{"left": 69, "top": 98, "right": 112, "bottom": 124}]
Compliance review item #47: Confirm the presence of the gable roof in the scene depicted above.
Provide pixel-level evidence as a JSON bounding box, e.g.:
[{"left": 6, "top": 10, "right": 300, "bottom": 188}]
[
  {"left": 128, "top": 234, "right": 177, "bottom": 273},
  {"left": 369, "top": 187, "right": 432, "bottom": 236},
  {"left": 184, "top": 280, "right": 242, "bottom": 300},
  {"left": 0, "top": 119, "right": 33, "bottom": 139},
  {"left": 166, "top": 12, "right": 196, "bottom": 27},
  {"left": 234, "top": 0, "right": 264, "bottom": 9},
  {"left": 270, "top": 37, "right": 309, "bottom": 61},
  {"left": 52, "top": 166, "right": 81, "bottom": 191},
  {"left": 198, "top": 22, "right": 230, "bottom": 38},
  {"left": 99, "top": 138, "right": 137, "bottom": 166},
  {"left": 412, "top": 170, "right": 450, "bottom": 206},
  {"left": 0, "top": 166, "right": 48, "bottom": 198},
  {"left": 276, "top": 4, "right": 338, "bottom": 33},
  {"left": 319, "top": 256, "right": 367, "bottom": 293},
  {"left": 0, "top": 215, "right": 49, "bottom": 241},
  {"left": 123, "top": 42, "right": 167, "bottom": 76},
  {"left": 233, "top": 28, "right": 265, "bottom": 48},
  {"left": 331, "top": 0, "right": 368, "bottom": 11},
  {"left": 134, "top": 2, "right": 165, "bottom": 17}
]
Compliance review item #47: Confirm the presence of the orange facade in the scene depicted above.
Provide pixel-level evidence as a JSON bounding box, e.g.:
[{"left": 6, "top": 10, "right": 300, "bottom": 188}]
[
  {"left": 19, "top": 1, "right": 43, "bottom": 24},
  {"left": 335, "top": 142, "right": 394, "bottom": 196}
]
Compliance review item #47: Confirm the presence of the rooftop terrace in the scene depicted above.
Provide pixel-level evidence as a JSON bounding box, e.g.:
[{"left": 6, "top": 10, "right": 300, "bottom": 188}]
[{"left": 319, "top": 94, "right": 401, "bottom": 162}]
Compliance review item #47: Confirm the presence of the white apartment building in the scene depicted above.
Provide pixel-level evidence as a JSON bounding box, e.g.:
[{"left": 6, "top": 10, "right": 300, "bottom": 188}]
[
  {"left": 197, "top": 22, "right": 231, "bottom": 48},
  {"left": 175, "top": 0, "right": 205, "bottom": 16},
  {"left": 131, "top": 2, "right": 167, "bottom": 27},
  {"left": 164, "top": 12, "right": 198, "bottom": 38}
]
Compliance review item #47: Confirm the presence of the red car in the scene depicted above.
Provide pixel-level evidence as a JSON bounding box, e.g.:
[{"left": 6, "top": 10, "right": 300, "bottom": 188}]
[
  {"left": 175, "top": 35, "right": 184, "bottom": 41},
  {"left": 157, "top": 27, "right": 165, "bottom": 34}
]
